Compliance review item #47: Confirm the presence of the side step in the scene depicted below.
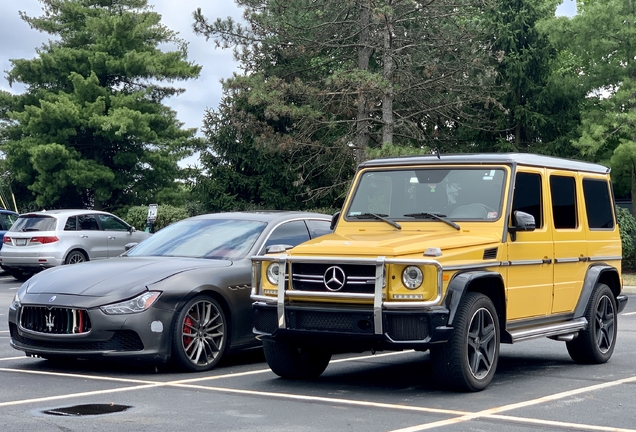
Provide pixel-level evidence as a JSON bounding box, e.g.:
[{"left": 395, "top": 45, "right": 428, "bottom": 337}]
[{"left": 508, "top": 317, "right": 588, "bottom": 343}]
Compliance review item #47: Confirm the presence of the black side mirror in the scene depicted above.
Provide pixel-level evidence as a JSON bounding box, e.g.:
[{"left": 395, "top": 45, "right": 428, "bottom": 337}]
[
  {"left": 124, "top": 242, "right": 138, "bottom": 251},
  {"left": 330, "top": 211, "right": 341, "bottom": 231},
  {"left": 508, "top": 210, "right": 536, "bottom": 241}
]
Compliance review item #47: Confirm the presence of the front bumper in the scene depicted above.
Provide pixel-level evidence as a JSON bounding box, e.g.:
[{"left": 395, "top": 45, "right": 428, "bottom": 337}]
[
  {"left": 253, "top": 302, "right": 452, "bottom": 351},
  {"left": 8, "top": 302, "right": 174, "bottom": 364}
]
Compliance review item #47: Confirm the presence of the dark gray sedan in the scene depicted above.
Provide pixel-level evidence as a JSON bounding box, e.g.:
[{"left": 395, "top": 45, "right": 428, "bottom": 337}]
[{"left": 8, "top": 211, "right": 332, "bottom": 372}]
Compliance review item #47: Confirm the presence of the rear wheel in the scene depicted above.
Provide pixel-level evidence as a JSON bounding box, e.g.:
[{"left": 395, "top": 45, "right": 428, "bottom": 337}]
[
  {"left": 263, "top": 339, "right": 331, "bottom": 379},
  {"left": 8, "top": 269, "right": 33, "bottom": 281},
  {"left": 171, "top": 295, "right": 227, "bottom": 372},
  {"left": 65, "top": 250, "right": 87, "bottom": 265},
  {"left": 430, "top": 292, "right": 500, "bottom": 391},
  {"left": 566, "top": 283, "right": 617, "bottom": 364}
]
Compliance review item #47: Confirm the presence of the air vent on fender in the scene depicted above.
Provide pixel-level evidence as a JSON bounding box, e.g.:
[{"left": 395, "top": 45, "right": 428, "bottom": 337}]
[{"left": 483, "top": 248, "right": 498, "bottom": 260}]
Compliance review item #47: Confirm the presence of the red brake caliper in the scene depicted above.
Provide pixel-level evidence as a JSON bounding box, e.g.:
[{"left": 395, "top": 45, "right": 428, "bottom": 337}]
[{"left": 183, "top": 316, "right": 194, "bottom": 347}]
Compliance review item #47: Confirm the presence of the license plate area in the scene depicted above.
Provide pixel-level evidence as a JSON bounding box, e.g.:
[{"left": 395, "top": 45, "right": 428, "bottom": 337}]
[{"left": 16, "top": 238, "right": 27, "bottom": 246}]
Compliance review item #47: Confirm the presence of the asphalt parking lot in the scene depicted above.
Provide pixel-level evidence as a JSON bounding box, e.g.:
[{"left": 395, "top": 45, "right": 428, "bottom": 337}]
[{"left": 1, "top": 274, "right": 636, "bottom": 432}]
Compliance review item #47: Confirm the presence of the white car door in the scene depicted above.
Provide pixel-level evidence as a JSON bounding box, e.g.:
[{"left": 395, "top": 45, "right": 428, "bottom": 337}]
[{"left": 76, "top": 214, "right": 110, "bottom": 260}]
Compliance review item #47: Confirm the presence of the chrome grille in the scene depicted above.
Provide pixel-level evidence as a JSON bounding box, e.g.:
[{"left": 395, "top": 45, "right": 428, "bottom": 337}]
[
  {"left": 290, "top": 263, "right": 376, "bottom": 294},
  {"left": 20, "top": 306, "right": 92, "bottom": 334}
]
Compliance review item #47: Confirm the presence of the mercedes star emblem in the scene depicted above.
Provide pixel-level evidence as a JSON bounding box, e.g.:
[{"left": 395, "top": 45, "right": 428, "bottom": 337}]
[{"left": 323, "top": 266, "right": 346, "bottom": 291}]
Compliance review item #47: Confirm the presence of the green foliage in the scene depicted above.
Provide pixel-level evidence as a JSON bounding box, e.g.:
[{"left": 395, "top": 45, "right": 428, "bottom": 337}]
[
  {"left": 125, "top": 204, "right": 190, "bottom": 231},
  {"left": 1, "top": 0, "right": 202, "bottom": 212},
  {"left": 616, "top": 206, "right": 636, "bottom": 270}
]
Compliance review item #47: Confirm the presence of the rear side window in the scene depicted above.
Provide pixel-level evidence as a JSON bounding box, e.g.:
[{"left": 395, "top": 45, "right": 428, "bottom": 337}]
[
  {"left": 64, "top": 216, "right": 78, "bottom": 231},
  {"left": 9, "top": 215, "right": 57, "bottom": 232},
  {"left": 78, "top": 215, "right": 99, "bottom": 230},
  {"left": 306, "top": 219, "right": 333, "bottom": 238},
  {"left": 264, "top": 220, "right": 311, "bottom": 248},
  {"left": 550, "top": 176, "right": 578, "bottom": 229},
  {"left": 583, "top": 179, "right": 615, "bottom": 229}
]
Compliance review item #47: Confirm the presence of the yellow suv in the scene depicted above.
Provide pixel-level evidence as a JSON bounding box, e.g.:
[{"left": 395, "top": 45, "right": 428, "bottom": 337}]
[{"left": 251, "top": 153, "right": 628, "bottom": 391}]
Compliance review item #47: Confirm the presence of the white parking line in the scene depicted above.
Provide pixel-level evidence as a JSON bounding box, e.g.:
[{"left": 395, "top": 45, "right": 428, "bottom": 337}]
[
  {"left": 623, "top": 311, "right": 636, "bottom": 316},
  {"left": 0, "top": 357, "right": 27, "bottom": 361}
]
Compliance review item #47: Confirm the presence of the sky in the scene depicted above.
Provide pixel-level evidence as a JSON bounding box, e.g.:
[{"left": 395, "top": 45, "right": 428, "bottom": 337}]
[{"left": 0, "top": 0, "right": 577, "bottom": 165}]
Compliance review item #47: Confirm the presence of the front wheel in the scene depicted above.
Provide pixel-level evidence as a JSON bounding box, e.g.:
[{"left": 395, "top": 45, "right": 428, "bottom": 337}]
[
  {"left": 171, "top": 295, "right": 228, "bottom": 372},
  {"left": 430, "top": 292, "right": 500, "bottom": 392},
  {"left": 263, "top": 339, "right": 331, "bottom": 379},
  {"left": 566, "top": 283, "right": 617, "bottom": 364}
]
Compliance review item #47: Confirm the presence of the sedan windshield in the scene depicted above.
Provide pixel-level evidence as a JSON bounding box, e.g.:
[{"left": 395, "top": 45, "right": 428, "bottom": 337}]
[
  {"left": 346, "top": 167, "right": 506, "bottom": 221},
  {"left": 127, "top": 218, "right": 267, "bottom": 259}
]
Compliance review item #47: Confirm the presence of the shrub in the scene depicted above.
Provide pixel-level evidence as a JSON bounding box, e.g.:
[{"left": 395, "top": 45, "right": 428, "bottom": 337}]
[
  {"left": 125, "top": 205, "right": 190, "bottom": 232},
  {"left": 616, "top": 206, "right": 636, "bottom": 270}
]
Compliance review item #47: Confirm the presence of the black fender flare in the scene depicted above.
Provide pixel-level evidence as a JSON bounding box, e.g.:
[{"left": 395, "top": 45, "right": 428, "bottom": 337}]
[
  {"left": 444, "top": 270, "right": 505, "bottom": 327},
  {"left": 573, "top": 264, "right": 621, "bottom": 319}
]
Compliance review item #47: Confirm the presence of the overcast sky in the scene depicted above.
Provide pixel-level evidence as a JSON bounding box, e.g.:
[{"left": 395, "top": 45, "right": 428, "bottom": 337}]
[{"left": 0, "top": 0, "right": 577, "bottom": 162}]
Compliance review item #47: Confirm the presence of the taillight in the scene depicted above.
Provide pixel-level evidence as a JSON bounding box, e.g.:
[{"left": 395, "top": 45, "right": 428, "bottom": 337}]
[
  {"left": 3, "top": 236, "right": 11, "bottom": 244},
  {"left": 29, "top": 236, "right": 59, "bottom": 244}
]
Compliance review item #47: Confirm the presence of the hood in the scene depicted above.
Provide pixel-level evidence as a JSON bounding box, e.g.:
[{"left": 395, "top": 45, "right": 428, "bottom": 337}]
[
  {"left": 24, "top": 256, "right": 232, "bottom": 298},
  {"left": 292, "top": 229, "right": 501, "bottom": 257}
]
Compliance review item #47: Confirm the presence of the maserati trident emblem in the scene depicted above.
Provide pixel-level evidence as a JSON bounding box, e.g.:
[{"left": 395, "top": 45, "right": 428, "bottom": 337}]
[
  {"left": 323, "top": 266, "right": 346, "bottom": 291},
  {"left": 45, "top": 313, "right": 55, "bottom": 332},
  {"left": 49, "top": 296, "right": 56, "bottom": 303}
]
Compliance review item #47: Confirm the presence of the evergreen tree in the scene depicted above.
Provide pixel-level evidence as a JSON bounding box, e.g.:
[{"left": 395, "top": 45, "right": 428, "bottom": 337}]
[{"left": 0, "top": 0, "right": 201, "bottom": 211}]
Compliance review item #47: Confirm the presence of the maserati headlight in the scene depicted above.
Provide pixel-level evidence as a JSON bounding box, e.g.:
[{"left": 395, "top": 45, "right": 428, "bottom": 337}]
[
  {"left": 266, "top": 263, "right": 280, "bottom": 285},
  {"left": 402, "top": 266, "right": 423, "bottom": 290},
  {"left": 100, "top": 291, "right": 161, "bottom": 315},
  {"left": 10, "top": 292, "right": 21, "bottom": 310}
]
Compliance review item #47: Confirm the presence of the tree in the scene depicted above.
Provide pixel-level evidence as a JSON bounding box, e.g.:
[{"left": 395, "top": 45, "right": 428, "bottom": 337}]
[{"left": 0, "top": 0, "right": 202, "bottom": 211}]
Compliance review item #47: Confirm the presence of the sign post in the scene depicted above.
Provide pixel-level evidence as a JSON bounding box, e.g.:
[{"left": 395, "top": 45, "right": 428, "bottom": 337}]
[{"left": 146, "top": 204, "right": 158, "bottom": 233}]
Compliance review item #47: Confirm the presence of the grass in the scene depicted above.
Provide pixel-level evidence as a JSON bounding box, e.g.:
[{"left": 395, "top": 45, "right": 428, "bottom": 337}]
[{"left": 622, "top": 272, "right": 636, "bottom": 286}]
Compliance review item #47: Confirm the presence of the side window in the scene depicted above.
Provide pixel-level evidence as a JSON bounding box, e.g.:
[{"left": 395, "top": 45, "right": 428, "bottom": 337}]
[
  {"left": 77, "top": 214, "right": 99, "bottom": 231},
  {"left": 583, "top": 179, "right": 615, "bottom": 229},
  {"left": 264, "top": 221, "right": 311, "bottom": 249},
  {"left": 550, "top": 176, "right": 577, "bottom": 229},
  {"left": 512, "top": 172, "right": 543, "bottom": 228},
  {"left": 98, "top": 214, "right": 129, "bottom": 231},
  {"left": 64, "top": 216, "right": 78, "bottom": 231},
  {"left": 306, "top": 219, "right": 333, "bottom": 238},
  {"left": 0, "top": 213, "right": 17, "bottom": 231}
]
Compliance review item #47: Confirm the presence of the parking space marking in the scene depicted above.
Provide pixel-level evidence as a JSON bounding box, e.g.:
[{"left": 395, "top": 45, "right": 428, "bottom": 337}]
[
  {"left": 0, "top": 357, "right": 28, "bottom": 361},
  {"left": 391, "top": 375, "right": 636, "bottom": 431},
  {"left": 623, "top": 311, "right": 636, "bottom": 316}
]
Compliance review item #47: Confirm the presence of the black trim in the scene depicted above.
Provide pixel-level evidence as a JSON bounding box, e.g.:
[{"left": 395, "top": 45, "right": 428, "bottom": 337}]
[
  {"left": 574, "top": 264, "right": 620, "bottom": 318},
  {"left": 444, "top": 271, "right": 504, "bottom": 326}
]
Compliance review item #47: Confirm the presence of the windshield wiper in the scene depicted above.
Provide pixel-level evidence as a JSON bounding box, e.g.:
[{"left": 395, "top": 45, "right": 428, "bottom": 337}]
[
  {"left": 350, "top": 213, "right": 401, "bottom": 230},
  {"left": 22, "top": 228, "right": 40, "bottom": 232},
  {"left": 403, "top": 212, "right": 460, "bottom": 230}
]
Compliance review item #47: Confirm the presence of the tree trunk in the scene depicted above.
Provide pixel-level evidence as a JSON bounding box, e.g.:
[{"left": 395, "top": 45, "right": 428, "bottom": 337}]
[
  {"left": 355, "top": 0, "right": 372, "bottom": 163},
  {"left": 382, "top": 1, "right": 394, "bottom": 148}
]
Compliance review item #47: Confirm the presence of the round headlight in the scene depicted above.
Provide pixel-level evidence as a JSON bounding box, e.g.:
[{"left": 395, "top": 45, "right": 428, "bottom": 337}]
[
  {"left": 266, "top": 263, "right": 280, "bottom": 285},
  {"left": 402, "top": 266, "right": 423, "bottom": 290}
]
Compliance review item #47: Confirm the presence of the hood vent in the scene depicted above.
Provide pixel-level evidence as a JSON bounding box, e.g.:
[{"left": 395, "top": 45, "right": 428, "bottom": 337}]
[{"left": 483, "top": 248, "right": 498, "bottom": 260}]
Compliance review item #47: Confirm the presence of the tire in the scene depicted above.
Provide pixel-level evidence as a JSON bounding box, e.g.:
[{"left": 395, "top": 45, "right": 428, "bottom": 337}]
[
  {"left": 430, "top": 292, "right": 500, "bottom": 392},
  {"left": 9, "top": 269, "right": 34, "bottom": 281},
  {"left": 171, "top": 295, "right": 227, "bottom": 372},
  {"left": 263, "top": 339, "right": 331, "bottom": 379},
  {"left": 65, "top": 250, "right": 87, "bottom": 265},
  {"left": 566, "top": 283, "right": 617, "bottom": 364}
]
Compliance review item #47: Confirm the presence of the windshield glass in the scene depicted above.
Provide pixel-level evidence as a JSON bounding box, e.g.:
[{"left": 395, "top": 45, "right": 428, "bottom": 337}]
[
  {"left": 127, "top": 218, "right": 267, "bottom": 259},
  {"left": 346, "top": 167, "right": 506, "bottom": 221},
  {"left": 9, "top": 215, "right": 57, "bottom": 232}
]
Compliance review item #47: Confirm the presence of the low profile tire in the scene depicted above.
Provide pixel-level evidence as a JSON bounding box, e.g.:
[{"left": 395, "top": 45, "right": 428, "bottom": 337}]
[
  {"left": 171, "top": 295, "right": 227, "bottom": 372},
  {"left": 566, "top": 283, "right": 617, "bottom": 364},
  {"left": 263, "top": 339, "right": 331, "bottom": 379},
  {"left": 430, "top": 292, "right": 500, "bottom": 392},
  {"left": 8, "top": 269, "right": 34, "bottom": 281},
  {"left": 65, "top": 250, "right": 87, "bottom": 265}
]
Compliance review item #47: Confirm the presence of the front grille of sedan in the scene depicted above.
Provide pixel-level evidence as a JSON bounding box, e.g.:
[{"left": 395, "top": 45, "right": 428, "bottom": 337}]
[
  {"left": 290, "top": 263, "right": 376, "bottom": 294},
  {"left": 9, "top": 323, "right": 144, "bottom": 351},
  {"left": 20, "top": 306, "right": 92, "bottom": 334}
]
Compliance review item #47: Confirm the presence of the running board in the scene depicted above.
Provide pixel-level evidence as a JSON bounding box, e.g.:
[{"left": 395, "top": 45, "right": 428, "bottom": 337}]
[{"left": 508, "top": 317, "right": 588, "bottom": 343}]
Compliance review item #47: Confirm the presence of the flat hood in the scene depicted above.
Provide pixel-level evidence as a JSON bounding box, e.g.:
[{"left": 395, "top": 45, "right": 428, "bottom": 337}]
[
  {"left": 292, "top": 229, "right": 501, "bottom": 257},
  {"left": 24, "top": 257, "right": 232, "bottom": 298}
]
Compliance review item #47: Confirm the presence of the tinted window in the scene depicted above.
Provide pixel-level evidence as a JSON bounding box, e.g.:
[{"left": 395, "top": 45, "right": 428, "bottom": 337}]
[
  {"left": 550, "top": 176, "right": 577, "bottom": 229},
  {"left": 583, "top": 179, "right": 614, "bottom": 229},
  {"left": 98, "top": 214, "right": 129, "bottom": 231},
  {"left": 265, "top": 221, "right": 311, "bottom": 248},
  {"left": 306, "top": 219, "right": 333, "bottom": 238},
  {"left": 64, "top": 216, "right": 77, "bottom": 231},
  {"left": 512, "top": 172, "right": 543, "bottom": 228},
  {"left": 0, "top": 213, "right": 17, "bottom": 231},
  {"left": 9, "top": 215, "right": 57, "bottom": 232},
  {"left": 78, "top": 215, "right": 99, "bottom": 231},
  {"left": 127, "top": 218, "right": 266, "bottom": 259}
]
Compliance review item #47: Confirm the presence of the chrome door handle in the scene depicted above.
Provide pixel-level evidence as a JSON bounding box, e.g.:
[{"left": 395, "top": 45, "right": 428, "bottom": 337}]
[
  {"left": 80, "top": 235, "right": 88, "bottom": 238},
  {"left": 108, "top": 236, "right": 116, "bottom": 239}
]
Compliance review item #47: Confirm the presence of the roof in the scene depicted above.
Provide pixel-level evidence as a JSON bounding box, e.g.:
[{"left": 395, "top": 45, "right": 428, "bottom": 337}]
[
  {"left": 359, "top": 153, "right": 610, "bottom": 174},
  {"left": 20, "top": 209, "right": 113, "bottom": 217},
  {"left": 191, "top": 211, "right": 332, "bottom": 223}
]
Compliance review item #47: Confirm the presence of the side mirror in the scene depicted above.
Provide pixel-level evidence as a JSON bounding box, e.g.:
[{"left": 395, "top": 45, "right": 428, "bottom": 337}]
[
  {"left": 330, "top": 211, "right": 341, "bottom": 231},
  {"left": 264, "top": 244, "right": 294, "bottom": 255},
  {"left": 124, "top": 242, "right": 138, "bottom": 251},
  {"left": 508, "top": 211, "right": 536, "bottom": 241}
]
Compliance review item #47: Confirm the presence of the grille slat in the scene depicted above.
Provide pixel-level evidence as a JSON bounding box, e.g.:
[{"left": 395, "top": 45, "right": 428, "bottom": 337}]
[
  {"left": 291, "top": 263, "right": 376, "bottom": 294},
  {"left": 20, "top": 306, "right": 92, "bottom": 334}
]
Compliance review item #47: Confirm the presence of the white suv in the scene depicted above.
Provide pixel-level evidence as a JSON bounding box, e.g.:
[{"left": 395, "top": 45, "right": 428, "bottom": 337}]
[{"left": 0, "top": 209, "right": 150, "bottom": 280}]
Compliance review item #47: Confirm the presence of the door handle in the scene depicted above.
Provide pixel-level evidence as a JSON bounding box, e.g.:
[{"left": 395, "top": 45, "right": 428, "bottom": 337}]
[
  {"left": 80, "top": 235, "right": 88, "bottom": 238},
  {"left": 108, "top": 236, "right": 116, "bottom": 239}
]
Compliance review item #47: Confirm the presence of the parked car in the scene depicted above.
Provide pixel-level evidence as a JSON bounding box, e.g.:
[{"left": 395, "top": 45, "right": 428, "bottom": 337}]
[
  {"left": 0, "top": 209, "right": 150, "bottom": 281},
  {"left": 8, "top": 211, "right": 333, "bottom": 372},
  {"left": 0, "top": 208, "right": 19, "bottom": 248}
]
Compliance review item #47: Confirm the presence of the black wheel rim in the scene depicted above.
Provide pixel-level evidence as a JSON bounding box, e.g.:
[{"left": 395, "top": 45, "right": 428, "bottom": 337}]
[
  {"left": 595, "top": 294, "right": 615, "bottom": 354},
  {"left": 181, "top": 300, "right": 224, "bottom": 367},
  {"left": 467, "top": 307, "right": 497, "bottom": 379}
]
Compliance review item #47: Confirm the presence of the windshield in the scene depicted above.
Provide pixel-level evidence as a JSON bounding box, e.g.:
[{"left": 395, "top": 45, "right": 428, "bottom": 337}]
[
  {"left": 9, "top": 215, "right": 57, "bottom": 232},
  {"left": 346, "top": 167, "right": 506, "bottom": 221},
  {"left": 126, "top": 218, "right": 267, "bottom": 259}
]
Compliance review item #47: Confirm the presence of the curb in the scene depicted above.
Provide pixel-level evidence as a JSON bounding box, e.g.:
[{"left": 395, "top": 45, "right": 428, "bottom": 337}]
[{"left": 622, "top": 285, "right": 636, "bottom": 294}]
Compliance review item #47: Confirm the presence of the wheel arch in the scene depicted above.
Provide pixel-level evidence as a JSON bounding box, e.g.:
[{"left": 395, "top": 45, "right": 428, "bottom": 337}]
[
  {"left": 574, "top": 264, "right": 621, "bottom": 319},
  {"left": 444, "top": 271, "right": 506, "bottom": 340},
  {"left": 64, "top": 248, "right": 89, "bottom": 262}
]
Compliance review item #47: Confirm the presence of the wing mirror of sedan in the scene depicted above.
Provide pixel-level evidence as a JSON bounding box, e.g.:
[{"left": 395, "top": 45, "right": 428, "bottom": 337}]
[
  {"left": 265, "top": 244, "right": 295, "bottom": 255},
  {"left": 330, "top": 211, "right": 341, "bottom": 231},
  {"left": 125, "top": 242, "right": 139, "bottom": 251},
  {"left": 508, "top": 210, "right": 536, "bottom": 241}
]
